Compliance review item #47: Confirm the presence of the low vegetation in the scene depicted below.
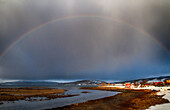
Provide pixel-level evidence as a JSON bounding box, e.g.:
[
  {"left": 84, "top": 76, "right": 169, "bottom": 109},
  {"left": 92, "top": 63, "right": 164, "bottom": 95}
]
[
  {"left": 49, "top": 87, "right": 169, "bottom": 110},
  {"left": 0, "top": 87, "right": 78, "bottom": 102}
]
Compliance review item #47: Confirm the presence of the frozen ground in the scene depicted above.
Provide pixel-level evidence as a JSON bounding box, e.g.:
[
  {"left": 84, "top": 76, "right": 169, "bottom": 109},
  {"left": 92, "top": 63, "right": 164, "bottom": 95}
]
[{"left": 147, "top": 90, "right": 170, "bottom": 110}]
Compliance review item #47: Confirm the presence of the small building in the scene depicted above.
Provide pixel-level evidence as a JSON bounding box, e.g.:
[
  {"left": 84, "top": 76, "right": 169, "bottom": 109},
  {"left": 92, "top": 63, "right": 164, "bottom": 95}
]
[
  {"left": 164, "top": 79, "right": 170, "bottom": 85},
  {"left": 143, "top": 83, "right": 152, "bottom": 87},
  {"left": 154, "top": 82, "right": 164, "bottom": 86},
  {"left": 108, "top": 83, "right": 111, "bottom": 86},
  {"left": 125, "top": 83, "right": 131, "bottom": 88},
  {"left": 101, "top": 82, "right": 106, "bottom": 86}
]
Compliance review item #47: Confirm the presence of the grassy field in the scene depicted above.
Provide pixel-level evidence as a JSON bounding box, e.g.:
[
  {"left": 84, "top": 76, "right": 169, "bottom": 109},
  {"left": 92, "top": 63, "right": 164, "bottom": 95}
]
[
  {"left": 49, "top": 87, "right": 169, "bottom": 110},
  {"left": 0, "top": 87, "right": 78, "bottom": 102}
]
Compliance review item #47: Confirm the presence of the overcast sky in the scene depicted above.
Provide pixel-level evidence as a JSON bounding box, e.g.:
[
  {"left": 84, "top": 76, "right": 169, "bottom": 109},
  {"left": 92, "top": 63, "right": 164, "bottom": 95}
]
[{"left": 0, "top": 0, "right": 170, "bottom": 80}]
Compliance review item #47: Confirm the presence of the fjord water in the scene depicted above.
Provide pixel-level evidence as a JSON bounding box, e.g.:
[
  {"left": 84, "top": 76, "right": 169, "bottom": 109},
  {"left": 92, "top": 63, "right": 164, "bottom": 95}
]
[{"left": 0, "top": 83, "right": 119, "bottom": 110}]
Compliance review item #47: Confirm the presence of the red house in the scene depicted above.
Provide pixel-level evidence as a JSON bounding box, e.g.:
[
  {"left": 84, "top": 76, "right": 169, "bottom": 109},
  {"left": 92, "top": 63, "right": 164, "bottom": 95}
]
[
  {"left": 125, "top": 83, "right": 131, "bottom": 88},
  {"left": 154, "top": 82, "right": 164, "bottom": 86}
]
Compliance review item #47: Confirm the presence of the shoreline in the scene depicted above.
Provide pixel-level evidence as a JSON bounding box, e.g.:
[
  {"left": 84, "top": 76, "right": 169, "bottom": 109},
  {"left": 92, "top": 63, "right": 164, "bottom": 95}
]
[
  {"left": 48, "top": 87, "right": 169, "bottom": 110},
  {"left": 147, "top": 90, "right": 170, "bottom": 110},
  {"left": 0, "top": 87, "right": 117, "bottom": 110},
  {"left": 0, "top": 87, "right": 78, "bottom": 102}
]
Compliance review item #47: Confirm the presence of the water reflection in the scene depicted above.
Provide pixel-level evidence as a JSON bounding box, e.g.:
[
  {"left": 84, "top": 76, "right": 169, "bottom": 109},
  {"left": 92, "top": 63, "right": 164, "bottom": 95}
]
[{"left": 0, "top": 86, "right": 119, "bottom": 110}]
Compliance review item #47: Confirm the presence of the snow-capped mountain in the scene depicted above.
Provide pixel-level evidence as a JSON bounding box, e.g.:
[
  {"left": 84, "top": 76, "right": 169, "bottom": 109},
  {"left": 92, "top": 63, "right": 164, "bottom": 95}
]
[
  {"left": 59, "top": 80, "right": 106, "bottom": 85},
  {"left": 116, "top": 76, "right": 170, "bottom": 84}
]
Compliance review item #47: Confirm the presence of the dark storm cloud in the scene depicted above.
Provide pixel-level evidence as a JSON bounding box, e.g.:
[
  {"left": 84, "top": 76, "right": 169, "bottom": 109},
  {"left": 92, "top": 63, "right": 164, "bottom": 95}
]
[
  {"left": 0, "top": 0, "right": 169, "bottom": 80},
  {"left": 149, "top": 2, "right": 170, "bottom": 60}
]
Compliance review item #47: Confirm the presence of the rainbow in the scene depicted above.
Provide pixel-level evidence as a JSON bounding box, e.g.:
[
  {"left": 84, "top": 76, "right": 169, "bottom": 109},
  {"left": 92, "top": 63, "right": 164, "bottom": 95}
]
[{"left": 0, "top": 15, "right": 169, "bottom": 61}]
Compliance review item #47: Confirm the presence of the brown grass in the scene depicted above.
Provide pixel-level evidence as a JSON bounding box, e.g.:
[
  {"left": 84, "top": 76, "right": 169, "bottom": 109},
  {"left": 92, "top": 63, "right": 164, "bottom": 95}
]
[
  {"left": 0, "top": 87, "right": 78, "bottom": 102},
  {"left": 81, "top": 91, "right": 90, "bottom": 93},
  {"left": 0, "top": 87, "right": 65, "bottom": 96},
  {"left": 48, "top": 87, "right": 169, "bottom": 110}
]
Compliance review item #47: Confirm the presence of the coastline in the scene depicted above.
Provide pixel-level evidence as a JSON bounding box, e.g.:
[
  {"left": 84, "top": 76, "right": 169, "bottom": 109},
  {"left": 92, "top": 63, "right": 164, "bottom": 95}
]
[
  {"left": 147, "top": 90, "right": 170, "bottom": 110},
  {"left": 0, "top": 86, "right": 169, "bottom": 110},
  {"left": 48, "top": 87, "right": 169, "bottom": 110},
  {"left": 0, "top": 87, "right": 78, "bottom": 102}
]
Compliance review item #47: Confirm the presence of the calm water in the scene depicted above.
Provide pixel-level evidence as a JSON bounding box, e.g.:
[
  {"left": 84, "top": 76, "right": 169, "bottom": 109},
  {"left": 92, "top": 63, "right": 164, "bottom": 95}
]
[{"left": 0, "top": 84, "right": 119, "bottom": 110}]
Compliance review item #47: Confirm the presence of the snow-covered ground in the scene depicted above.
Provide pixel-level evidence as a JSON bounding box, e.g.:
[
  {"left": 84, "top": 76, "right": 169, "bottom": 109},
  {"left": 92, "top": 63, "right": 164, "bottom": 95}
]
[
  {"left": 102, "top": 85, "right": 170, "bottom": 109},
  {"left": 103, "top": 85, "right": 170, "bottom": 91},
  {"left": 147, "top": 90, "right": 170, "bottom": 110},
  {"left": 133, "top": 86, "right": 170, "bottom": 91}
]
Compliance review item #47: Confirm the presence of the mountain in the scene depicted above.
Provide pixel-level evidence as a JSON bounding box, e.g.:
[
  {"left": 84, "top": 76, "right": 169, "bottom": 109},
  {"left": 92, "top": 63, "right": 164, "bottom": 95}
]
[
  {"left": 0, "top": 80, "right": 59, "bottom": 86},
  {"left": 59, "top": 80, "right": 106, "bottom": 85},
  {"left": 115, "top": 76, "right": 170, "bottom": 84}
]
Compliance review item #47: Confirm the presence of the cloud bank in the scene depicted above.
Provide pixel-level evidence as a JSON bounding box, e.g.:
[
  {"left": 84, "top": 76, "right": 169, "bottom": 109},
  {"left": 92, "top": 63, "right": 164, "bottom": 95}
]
[{"left": 0, "top": 0, "right": 169, "bottom": 80}]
